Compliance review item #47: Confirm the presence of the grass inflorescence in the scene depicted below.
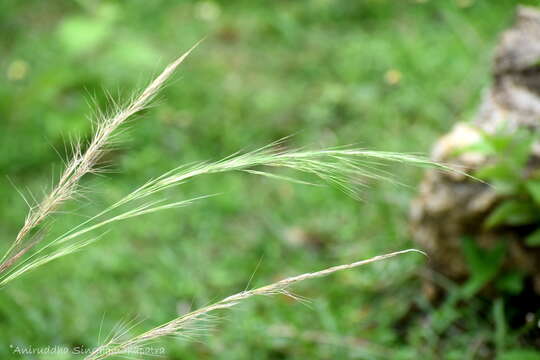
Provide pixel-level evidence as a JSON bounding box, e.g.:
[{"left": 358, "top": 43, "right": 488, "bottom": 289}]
[{"left": 1, "top": 43, "right": 438, "bottom": 356}]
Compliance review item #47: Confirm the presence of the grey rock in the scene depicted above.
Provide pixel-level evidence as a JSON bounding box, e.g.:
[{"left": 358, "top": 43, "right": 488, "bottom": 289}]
[{"left": 410, "top": 6, "right": 540, "bottom": 296}]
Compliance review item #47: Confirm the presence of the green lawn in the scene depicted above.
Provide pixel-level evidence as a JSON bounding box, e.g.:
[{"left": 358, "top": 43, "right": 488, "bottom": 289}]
[{"left": 1, "top": 1, "right": 539, "bottom": 359}]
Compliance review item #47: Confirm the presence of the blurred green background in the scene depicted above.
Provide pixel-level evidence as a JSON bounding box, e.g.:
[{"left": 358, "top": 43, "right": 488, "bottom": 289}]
[{"left": 1, "top": 0, "right": 539, "bottom": 359}]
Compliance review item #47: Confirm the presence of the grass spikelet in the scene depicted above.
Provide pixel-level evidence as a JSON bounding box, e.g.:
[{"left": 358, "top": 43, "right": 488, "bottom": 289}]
[
  {"left": 0, "top": 142, "right": 444, "bottom": 286},
  {"left": 84, "top": 249, "right": 425, "bottom": 360},
  {"left": 0, "top": 42, "right": 202, "bottom": 276}
]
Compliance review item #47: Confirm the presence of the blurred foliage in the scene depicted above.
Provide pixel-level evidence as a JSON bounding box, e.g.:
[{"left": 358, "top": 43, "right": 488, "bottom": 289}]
[
  {"left": 456, "top": 128, "right": 540, "bottom": 356},
  {"left": 468, "top": 129, "right": 540, "bottom": 242},
  {"left": 1, "top": 0, "right": 539, "bottom": 359}
]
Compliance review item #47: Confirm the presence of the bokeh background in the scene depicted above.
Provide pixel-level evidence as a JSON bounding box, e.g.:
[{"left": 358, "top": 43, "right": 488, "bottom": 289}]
[{"left": 1, "top": 1, "right": 538, "bottom": 359}]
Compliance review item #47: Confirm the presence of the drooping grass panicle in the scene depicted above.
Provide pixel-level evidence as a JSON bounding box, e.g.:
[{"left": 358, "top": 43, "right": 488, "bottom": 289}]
[
  {"left": 0, "top": 42, "right": 202, "bottom": 275},
  {"left": 0, "top": 132, "right": 450, "bottom": 287},
  {"left": 0, "top": 142, "right": 444, "bottom": 286},
  {"left": 84, "top": 249, "right": 426, "bottom": 360}
]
